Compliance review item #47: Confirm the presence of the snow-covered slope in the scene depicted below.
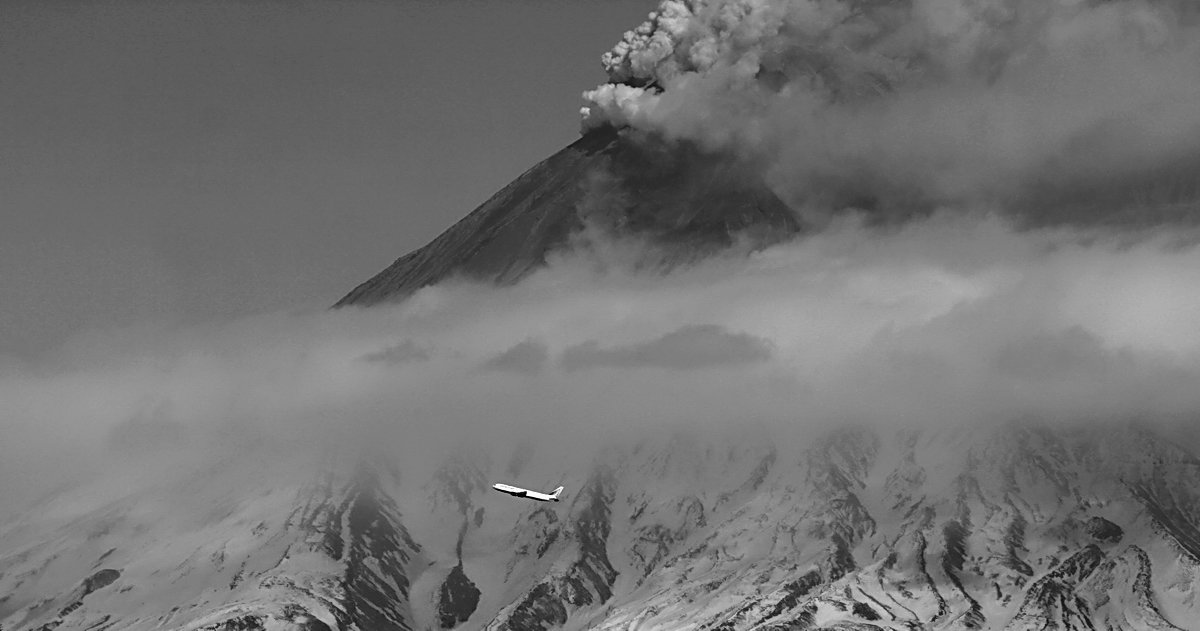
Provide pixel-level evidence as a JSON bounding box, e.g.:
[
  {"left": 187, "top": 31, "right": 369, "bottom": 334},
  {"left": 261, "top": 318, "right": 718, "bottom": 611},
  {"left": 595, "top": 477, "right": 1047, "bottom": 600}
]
[
  {"left": 4, "top": 422, "right": 1199, "bottom": 631},
  {"left": 0, "top": 449, "right": 422, "bottom": 631}
]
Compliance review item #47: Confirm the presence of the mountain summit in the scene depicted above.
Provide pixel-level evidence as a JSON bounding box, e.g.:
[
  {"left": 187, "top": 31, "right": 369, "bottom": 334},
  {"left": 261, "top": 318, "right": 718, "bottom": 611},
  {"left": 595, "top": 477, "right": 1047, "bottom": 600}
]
[{"left": 335, "top": 127, "right": 798, "bottom": 307}]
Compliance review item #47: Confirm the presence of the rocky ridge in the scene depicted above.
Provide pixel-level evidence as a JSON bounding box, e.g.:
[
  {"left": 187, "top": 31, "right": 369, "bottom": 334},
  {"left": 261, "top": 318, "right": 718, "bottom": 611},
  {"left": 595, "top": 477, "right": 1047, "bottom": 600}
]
[
  {"left": 3, "top": 423, "right": 1199, "bottom": 630},
  {"left": 334, "top": 127, "right": 799, "bottom": 308}
]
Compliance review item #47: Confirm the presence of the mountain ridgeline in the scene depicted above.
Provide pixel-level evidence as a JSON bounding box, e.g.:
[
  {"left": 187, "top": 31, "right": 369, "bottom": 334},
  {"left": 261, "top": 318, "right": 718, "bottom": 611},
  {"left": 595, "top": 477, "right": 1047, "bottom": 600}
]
[{"left": 334, "top": 127, "right": 799, "bottom": 307}]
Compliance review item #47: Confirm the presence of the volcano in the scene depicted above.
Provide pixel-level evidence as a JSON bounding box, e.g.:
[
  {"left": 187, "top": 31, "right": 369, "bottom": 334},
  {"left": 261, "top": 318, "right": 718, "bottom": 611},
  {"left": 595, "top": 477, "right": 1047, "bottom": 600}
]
[
  {"left": 6, "top": 124, "right": 1200, "bottom": 631},
  {"left": 334, "top": 127, "right": 799, "bottom": 307}
]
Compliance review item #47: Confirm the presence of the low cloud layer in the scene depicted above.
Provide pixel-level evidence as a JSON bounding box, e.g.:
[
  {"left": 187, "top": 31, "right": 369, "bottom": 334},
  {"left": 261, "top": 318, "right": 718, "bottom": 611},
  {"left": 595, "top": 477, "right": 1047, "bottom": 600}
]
[
  {"left": 583, "top": 0, "right": 1200, "bottom": 223},
  {"left": 5, "top": 214, "right": 1200, "bottom": 514}
]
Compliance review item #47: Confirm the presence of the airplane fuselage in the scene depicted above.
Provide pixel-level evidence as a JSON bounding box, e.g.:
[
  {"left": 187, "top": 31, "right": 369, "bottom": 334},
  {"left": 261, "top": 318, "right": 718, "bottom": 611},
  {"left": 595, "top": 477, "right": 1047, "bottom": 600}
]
[{"left": 492, "top": 483, "right": 562, "bottom": 502}]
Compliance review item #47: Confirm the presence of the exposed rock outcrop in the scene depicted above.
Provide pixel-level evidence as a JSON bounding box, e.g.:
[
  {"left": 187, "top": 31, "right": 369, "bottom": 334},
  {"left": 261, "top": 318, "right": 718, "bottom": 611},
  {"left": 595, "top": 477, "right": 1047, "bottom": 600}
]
[{"left": 3, "top": 425, "right": 1200, "bottom": 631}]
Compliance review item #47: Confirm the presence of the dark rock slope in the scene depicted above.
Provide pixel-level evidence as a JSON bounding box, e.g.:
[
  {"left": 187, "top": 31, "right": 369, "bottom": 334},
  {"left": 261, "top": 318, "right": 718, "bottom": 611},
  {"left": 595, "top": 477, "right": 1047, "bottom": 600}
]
[{"left": 334, "top": 127, "right": 799, "bottom": 307}]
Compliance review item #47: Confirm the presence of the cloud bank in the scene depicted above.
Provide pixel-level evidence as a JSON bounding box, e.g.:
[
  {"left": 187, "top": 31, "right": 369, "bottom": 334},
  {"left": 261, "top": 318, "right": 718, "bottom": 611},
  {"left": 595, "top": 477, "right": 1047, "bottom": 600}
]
[{"left": 5, "top": 214, "right": 1200, "bottom": 514}]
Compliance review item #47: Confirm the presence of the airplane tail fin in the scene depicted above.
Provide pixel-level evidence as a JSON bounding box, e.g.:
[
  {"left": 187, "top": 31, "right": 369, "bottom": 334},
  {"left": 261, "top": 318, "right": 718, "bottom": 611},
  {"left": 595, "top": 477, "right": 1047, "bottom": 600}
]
[{"left": 550, "top": 486, "right": 564, "bottom": 501}]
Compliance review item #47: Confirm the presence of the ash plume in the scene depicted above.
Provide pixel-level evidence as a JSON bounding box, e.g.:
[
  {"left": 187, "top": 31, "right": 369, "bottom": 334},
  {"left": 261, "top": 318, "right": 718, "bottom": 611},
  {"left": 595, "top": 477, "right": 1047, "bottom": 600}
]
[{"left": 583, "top": 0, "right": 1200, "bottom": 224}]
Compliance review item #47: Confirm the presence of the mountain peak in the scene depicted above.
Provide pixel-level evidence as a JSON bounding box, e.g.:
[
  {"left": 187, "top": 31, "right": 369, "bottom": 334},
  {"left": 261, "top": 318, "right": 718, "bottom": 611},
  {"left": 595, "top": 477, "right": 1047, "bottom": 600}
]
[{"left": 335, "top": 128, "right": 798, "bottom": 307}]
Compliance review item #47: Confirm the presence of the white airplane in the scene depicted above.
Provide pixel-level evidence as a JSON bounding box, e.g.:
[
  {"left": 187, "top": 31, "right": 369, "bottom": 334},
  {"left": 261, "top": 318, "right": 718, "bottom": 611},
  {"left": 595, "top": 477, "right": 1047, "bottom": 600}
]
[{"left": 492, "top": 482, "right": 564, "bottom": 502}]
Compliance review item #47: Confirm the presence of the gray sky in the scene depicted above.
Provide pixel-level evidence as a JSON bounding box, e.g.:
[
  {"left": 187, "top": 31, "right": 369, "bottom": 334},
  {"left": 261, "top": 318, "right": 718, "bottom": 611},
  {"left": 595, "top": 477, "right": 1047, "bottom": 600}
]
[{"left": 0, "top": 0, "right": 652, "bottom": 359}]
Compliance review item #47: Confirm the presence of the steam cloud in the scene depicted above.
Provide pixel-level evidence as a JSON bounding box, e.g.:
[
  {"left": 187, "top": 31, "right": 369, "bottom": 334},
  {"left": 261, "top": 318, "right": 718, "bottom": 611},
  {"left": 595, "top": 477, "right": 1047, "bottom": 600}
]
[{"left": 583, "top": 0, "right": 1200, "bottom": 222}]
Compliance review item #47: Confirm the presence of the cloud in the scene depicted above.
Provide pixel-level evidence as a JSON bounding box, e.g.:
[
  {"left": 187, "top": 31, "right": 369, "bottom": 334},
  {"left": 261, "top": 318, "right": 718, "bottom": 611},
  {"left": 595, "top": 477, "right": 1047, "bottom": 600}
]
[
  {"left": 561, "top": 324, "right": 772, "bottom": 371},
  {"left": 991, "top": 326, "right": 1129, "bottom": 381},
  {"left": 5, "top": 213, "right": 1200, "bottom": 514},
  {"left": 582, "top": 0, "right": 1200, "bottom": 224},
  {"left": 482, "top": 339, "right": 549, "bottom": 374},
  {"left": 106, "top": 400, "right": 190, "bottom": 454}
]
